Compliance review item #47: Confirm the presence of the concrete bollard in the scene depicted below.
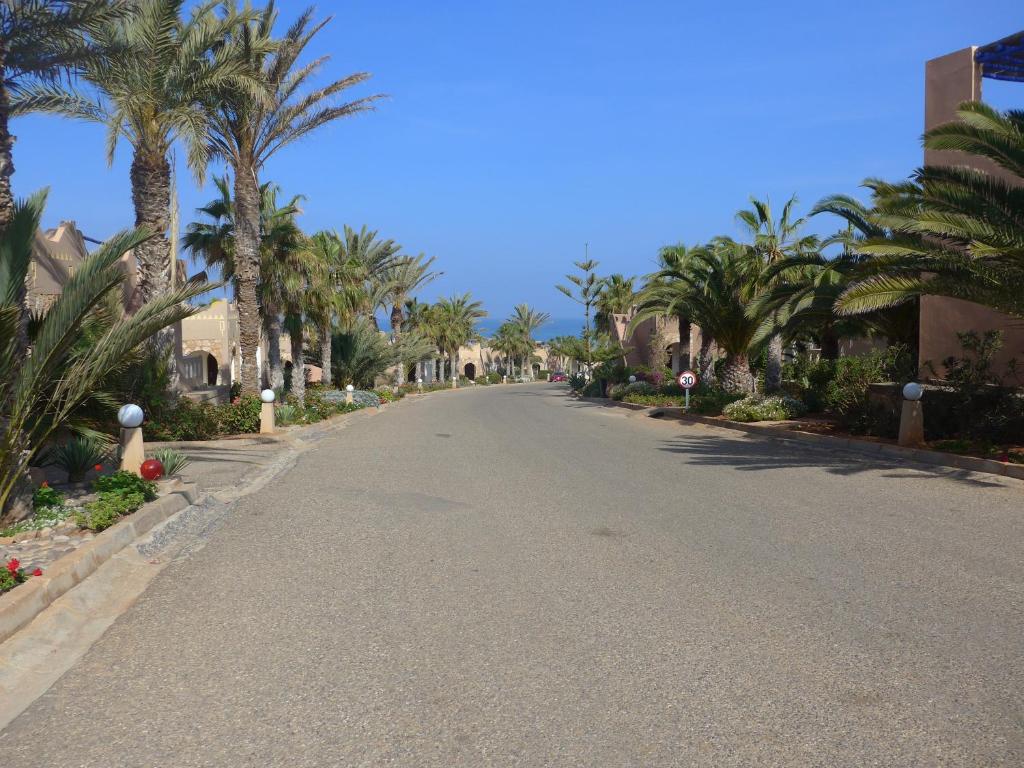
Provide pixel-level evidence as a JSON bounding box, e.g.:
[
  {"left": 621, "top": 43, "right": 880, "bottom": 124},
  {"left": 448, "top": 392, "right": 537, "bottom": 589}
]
[
  {"left": 118, "top": 404, "right": 145, "bottom": 475},
  {"left": 417, "top": 377, "right": 423, "bottom": 393},
  {"left": 452, "top": 375, "right": 458, "bottom": 389},
  {"left": 898, "top": 382, "right": 925, "bottom": 447},
  {"left": 260, "top": 389, "right": 276, "bottom": 434},
  {"left": 345, "top": 384, "right": 354, "bottom": 404}
]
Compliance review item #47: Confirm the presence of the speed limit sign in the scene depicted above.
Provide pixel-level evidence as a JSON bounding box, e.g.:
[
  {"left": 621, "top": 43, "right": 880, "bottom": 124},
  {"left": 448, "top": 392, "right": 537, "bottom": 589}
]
[{"left": 677, "top": 370, "right": 698, "bottom": 389}]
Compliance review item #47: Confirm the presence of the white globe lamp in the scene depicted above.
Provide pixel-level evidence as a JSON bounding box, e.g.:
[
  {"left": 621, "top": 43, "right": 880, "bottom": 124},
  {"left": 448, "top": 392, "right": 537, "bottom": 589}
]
[
  {"left": 117, "top": 403, "right": 144, "bottom": 429},
  {"left": 346, "top": 384, "right": 354, "bottom": 392},
  {"left": 902, "top": 382, "right": 924, "bottom": 401},
  {"left": 628, "top": 375, "right": 637, "bottom": 384},
  {"left": 260, "top": 388, "right": 276, "bottom": 403}
]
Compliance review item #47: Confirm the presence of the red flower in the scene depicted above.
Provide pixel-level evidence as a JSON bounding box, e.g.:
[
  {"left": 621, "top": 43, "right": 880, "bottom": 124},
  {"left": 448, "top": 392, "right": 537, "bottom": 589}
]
[
  {"left": 32, "top": 568, "right": 42, "bottom": 577},
  {"left": 7, "top": 559, "right": 20, "bottom": 574},
  {"left": 94, "top": 464, "right": 103, "bottom": 471}
]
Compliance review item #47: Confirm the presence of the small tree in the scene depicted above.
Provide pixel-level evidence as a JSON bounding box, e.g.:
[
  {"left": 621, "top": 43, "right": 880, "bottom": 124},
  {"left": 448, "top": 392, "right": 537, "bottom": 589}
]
[{"left": 556, "top": 254, "right": 601, "bottom": 376}]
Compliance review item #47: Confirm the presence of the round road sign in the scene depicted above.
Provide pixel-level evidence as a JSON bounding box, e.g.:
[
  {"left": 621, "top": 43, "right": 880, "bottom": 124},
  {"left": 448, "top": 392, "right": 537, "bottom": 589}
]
[{"left": 677, "top": 370, "right": 698, "bottom": 390}]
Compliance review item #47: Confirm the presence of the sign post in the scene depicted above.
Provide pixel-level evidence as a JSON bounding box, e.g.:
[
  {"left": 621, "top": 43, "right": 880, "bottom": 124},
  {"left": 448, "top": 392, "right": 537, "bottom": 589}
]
[{"left": 676, "top": 370, "right": 698, "bottom": 410}]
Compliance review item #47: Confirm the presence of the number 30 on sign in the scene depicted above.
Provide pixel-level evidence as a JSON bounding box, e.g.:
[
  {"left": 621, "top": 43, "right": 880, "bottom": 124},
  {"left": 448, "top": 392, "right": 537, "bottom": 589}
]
[{"left": 677, "top": 370, "right": 698, "bottom": 390}]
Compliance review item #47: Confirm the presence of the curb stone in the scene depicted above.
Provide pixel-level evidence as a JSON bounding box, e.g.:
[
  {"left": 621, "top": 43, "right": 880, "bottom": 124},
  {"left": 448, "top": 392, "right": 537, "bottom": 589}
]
[
  {"left": 580, "top": 396, "right": 1023, "bottom": 483},
  {"left": 0, "top": 486, "right": 196, "bottom": 645}
]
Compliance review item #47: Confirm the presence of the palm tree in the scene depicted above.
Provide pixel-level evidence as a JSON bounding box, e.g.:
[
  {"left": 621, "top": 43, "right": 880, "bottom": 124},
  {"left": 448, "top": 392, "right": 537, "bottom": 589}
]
[
  {"left": 491, "top": 322, "right": 524, "bottom": 379},
  {"left": 3, "top": 0, "right": 125, "bottom": 357},
  {"left": 736, "top": 196, "right": 818, "bottom": 391},
  {"left": 0, "top": 190, "right": 209, "bottom": 522},
  {"left": 638, "top": 241, "right": 765, "bottom": 393},
  {"left": 205, "top": 2, "right": 383, "bottom": 395},
  {"left": 838, "top": 102, "right": 1024, "bottom": 320},
  {"left": 510, "top": 304, "right": 550, "bottom": 379},
  {"left": 384, "top": 254, "right": 439, "bottom": 384},
  {"left": 23, "top": 1, "right": 260, "bottom": 384},
  {"left": 183, "top": 176, "right": 305, "bottom": 390},
  {"left": 434, "top": 294, "right": 486, "bottom": 384},
  {"left": 2, "top": 0, "right": 125, "bottom": 228},
  {"left": 595, "top": 274, "right": 635, "bottom": 333},
  {"left": 556, "top": 254, "right": 601, "bottom": 376},
  {"left": 303, "top": 231, "right": 343, "bottom": 384}
]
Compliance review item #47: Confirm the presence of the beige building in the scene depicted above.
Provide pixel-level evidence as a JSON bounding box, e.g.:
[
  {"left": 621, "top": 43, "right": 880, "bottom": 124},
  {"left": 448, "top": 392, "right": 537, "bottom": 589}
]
[{"left": 922, "top": 33, "right": 1024, "bottom": 375}]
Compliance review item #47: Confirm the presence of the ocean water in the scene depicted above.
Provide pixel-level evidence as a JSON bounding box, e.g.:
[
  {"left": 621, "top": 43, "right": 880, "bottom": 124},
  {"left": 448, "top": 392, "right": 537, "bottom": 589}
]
[{"left": 475, "top": 317, "right": 583, "bottom": 342}]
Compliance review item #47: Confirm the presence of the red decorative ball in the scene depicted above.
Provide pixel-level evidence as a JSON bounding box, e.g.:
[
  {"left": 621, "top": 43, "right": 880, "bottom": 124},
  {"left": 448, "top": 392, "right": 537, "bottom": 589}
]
[{"left": 140, "top": 459, "right": 164, "bottom": 481}]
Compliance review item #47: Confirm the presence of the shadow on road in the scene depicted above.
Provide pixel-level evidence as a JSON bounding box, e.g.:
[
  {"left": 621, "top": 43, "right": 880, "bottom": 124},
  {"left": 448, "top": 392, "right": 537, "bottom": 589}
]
[{"left": 659, "top": 433, "right": 1005, "bottom": 488}]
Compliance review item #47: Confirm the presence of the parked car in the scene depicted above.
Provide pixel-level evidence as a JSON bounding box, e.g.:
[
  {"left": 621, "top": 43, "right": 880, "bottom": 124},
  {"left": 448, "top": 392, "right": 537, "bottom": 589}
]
[{"left": 549, "top": 372, "right": 568, "bottom": 382}]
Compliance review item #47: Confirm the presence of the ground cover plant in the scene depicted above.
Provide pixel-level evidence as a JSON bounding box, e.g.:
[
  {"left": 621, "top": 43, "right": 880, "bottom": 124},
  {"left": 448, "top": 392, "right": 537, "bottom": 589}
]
[{"left": 76, "top": 471, "right": 157, "bottom": 532}]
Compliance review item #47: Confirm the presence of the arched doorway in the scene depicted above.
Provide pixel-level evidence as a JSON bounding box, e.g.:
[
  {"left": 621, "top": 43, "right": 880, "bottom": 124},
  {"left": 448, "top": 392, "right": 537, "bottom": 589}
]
[
  {"left": 206, "top": 354, "right": 219, "bottom": 385},
  {"left": 464, "top": 362, "right": 476, "bottom": 380},
  {"left": 532, "top": 363, "right": 541, "bottom": 377}
]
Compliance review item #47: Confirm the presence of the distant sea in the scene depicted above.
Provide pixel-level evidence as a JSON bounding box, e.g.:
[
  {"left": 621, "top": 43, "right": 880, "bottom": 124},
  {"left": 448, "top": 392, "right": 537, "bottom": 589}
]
[{"left": 476, "top": 317, "right": 582, "bottom": 342}]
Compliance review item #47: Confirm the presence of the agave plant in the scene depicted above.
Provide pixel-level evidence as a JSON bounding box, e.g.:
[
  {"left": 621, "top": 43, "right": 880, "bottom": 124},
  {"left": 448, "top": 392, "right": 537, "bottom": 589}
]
[
  {"left": 150, "top": 448, "right": 191, "bottom": 477},
  {"left": 0, "top": 191, "right": 209, "bottom": 523},
  {"left": 37, "top": 437, "right": 110, "bottom": 483}
]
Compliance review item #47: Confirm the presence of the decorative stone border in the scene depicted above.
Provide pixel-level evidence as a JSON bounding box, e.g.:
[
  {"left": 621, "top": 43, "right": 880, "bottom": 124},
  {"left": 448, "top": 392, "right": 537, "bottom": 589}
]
[
  {"left": 0, "top": 484, "right": 199, "bottom": 645},
  {"left": 578, "top": 396, "right": 1024, "bottom": 482}
]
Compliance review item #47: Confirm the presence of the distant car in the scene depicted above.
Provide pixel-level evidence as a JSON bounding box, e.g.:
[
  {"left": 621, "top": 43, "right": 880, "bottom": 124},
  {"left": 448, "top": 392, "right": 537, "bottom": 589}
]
[{"left": 549, "top": 372, "right": 568, "bottom": 382}]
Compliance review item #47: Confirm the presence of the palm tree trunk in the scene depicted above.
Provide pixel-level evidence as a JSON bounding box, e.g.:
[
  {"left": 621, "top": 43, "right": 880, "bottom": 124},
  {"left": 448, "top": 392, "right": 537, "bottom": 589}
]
[
  {"left": 698, "top": 334, "right": 717, "bottom": 386},
  {"left": 452, "top": 348, "right": 459, "bottom": 387},
  {"left": 677, "top": 314, "right": 688, "bottom": 373},
  {"left": 320, "top": 324, "right": 332, "bottom": 386},
  {"left": 391, "top": 304, "right": 405, "bottom": 385},
  {"left": 265, "top": 311, "right": 284, "bottom": 391},
  {"left": 765, "top": 333, "right": 783, "bottom": 392},
  {"left": 129, "top": 149, "right": 179, "bottom": 387},
  {"left": 290, "top": 325, "right": 306, "bottom": 406},
  {"left": 0, "top": 86, "right": 31, "bottom": 375},
  {"left": 233, "top": 169, "right": 263, "bottom": 396},
  {"left": 820, "top": 328, "right": 840, "bottom": 361},
  {"left": 721, "top": 353, "right": 753, "bottom": 394}
]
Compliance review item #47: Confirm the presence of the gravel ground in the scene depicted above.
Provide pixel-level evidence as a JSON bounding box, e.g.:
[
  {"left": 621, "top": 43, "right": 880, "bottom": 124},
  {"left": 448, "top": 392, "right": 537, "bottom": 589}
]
[{"left": 0, "top": 383, "right": 1021, "bottom": 767}]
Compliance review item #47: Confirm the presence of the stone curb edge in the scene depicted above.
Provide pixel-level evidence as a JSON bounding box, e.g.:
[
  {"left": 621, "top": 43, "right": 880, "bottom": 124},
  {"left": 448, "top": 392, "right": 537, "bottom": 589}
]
[
  {"left": 0, "top": 484, "right": 200, "bottom": 646},
  {"left": 578, "top": 396, "right": 1024, "bottom": 483}
]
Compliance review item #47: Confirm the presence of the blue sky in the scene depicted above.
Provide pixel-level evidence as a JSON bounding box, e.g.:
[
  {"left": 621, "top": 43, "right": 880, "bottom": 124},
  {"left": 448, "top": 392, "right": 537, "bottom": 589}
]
[{"left": 14, "top": 1, "right": 1023, "bottom": 336}]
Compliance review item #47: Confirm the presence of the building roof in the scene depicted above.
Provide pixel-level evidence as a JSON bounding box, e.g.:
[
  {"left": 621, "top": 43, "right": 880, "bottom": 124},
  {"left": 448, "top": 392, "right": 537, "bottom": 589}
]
[{"left": 976, "top": 31, "right": 1024, "bottom": 82}]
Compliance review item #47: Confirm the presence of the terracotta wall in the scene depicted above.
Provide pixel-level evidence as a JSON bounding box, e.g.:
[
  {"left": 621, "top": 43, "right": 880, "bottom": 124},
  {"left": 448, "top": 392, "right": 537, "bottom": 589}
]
[{"left": 921, "top": 47, "right": 1024, "bottom": 377}]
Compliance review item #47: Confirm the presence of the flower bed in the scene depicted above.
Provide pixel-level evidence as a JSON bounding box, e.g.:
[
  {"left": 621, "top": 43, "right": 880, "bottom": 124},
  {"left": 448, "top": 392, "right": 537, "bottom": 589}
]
[{"left": 1, "top": 558, "right": 42, "bottom": 595}]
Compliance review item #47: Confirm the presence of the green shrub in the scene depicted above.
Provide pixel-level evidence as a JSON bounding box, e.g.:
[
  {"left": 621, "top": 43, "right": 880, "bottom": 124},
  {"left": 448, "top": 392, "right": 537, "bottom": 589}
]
[
  {"left": 147, "top": 397, "right": 220, "bottom": 441},
  {"left": 568, "top": 373, "right": 587, "bottom": 392},
  {"left": 76, "top": 490, "right": 145, "bottom": 532},
  {"left": 622, "top": 392, "right": 688, "bottom": 407},
  {"left": 723, "top": 393, "right": 807, "bottom": 422},
  {"left": 216, "top": 394, "right": 262, "bottom": 434},
  {"left": 688, "top": 387, "right": 745, "bottom": 416},
  {"left": 38, "top": 437, "right": 110, "bottom": 482},
  {"left": 609, "top": 381, "right": 655, "bottom": 401},
  {"left": 275, "top": 404, "right": 300, "bottom": 425},
  {"left": 33, "top": 485, "right": 65, "bottom": 510},
  {"left": 485, "top": 372, "right": 502, "bottom": 384},
  {"left": 93, "top": 471, "right": 157, "bottom": 501},
  {"left": 822, "top": 347, "right": 913, "bottom": 435},
  {"left": 581, "top": 379, "right": 604, "bottom": 397}
]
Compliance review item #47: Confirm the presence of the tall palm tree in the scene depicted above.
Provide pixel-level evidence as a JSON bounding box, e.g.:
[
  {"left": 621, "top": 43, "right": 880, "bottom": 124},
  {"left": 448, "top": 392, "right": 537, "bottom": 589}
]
[
  {"left": 205, "top": 2, "right": 383, "bottom": 394},
  {"left": 182, "top": 176, "right": 305, "bottom": 390},
  {"left": 491, "top": 322, "right": 524, "bottom": 379},
  {"left": 0, "top": 190, "right": 209, "bottom": 522},
  {"left": 736, "top": 196, "right": 818, "bottom": 391},
  {"left": 838, "top": 102, "right": 1024, "bottom": 320},
  {"left": 594, "top": 274, "right": 635, "bottom": 333},
  {"left": 303, "top": 230, "right": 343, "bottom": 384},
  {"left": 434, "top": 294, "right": 486, "bottom": 384},
  {"left": 23, "top": 1, "right": 260, "bottom": 384},
  {"left": 4, "top": 0, "right": 126, "bottom": 358},
  {"left": 2, "top": 0, "right": 125, "bottom": 228},
  {"left": 510, "top": 303, "right": 550, "bottom": 379},
  {"left": 384, "top": 254, "right": 439, "bottom": 384}
]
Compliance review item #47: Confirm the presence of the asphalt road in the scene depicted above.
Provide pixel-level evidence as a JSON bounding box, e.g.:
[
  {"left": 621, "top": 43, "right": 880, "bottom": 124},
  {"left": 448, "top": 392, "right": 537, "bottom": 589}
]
[{"left": 2, "top": 384, "right": 1022, "bottom": 766}]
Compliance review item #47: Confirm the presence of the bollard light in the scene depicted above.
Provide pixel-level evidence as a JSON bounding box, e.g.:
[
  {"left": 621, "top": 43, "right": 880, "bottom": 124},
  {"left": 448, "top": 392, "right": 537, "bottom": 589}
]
[
  {"left": 417, "top": 377, "right": 423, "bottom": 384},
  {"left": 628, "top": 375, "right": 637, "bottom": 384},
  {"left": 902, "top": 382, "right": 923, "bottom": 401},
  {"left": 346, "top": 384, "right": 354, "bottom": 392},
  {"left": 260, "top": 388, "right": 276, "bottom": 403},
  {"left": 118, "top": 403, "right": 144, "bottom": 429}
]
